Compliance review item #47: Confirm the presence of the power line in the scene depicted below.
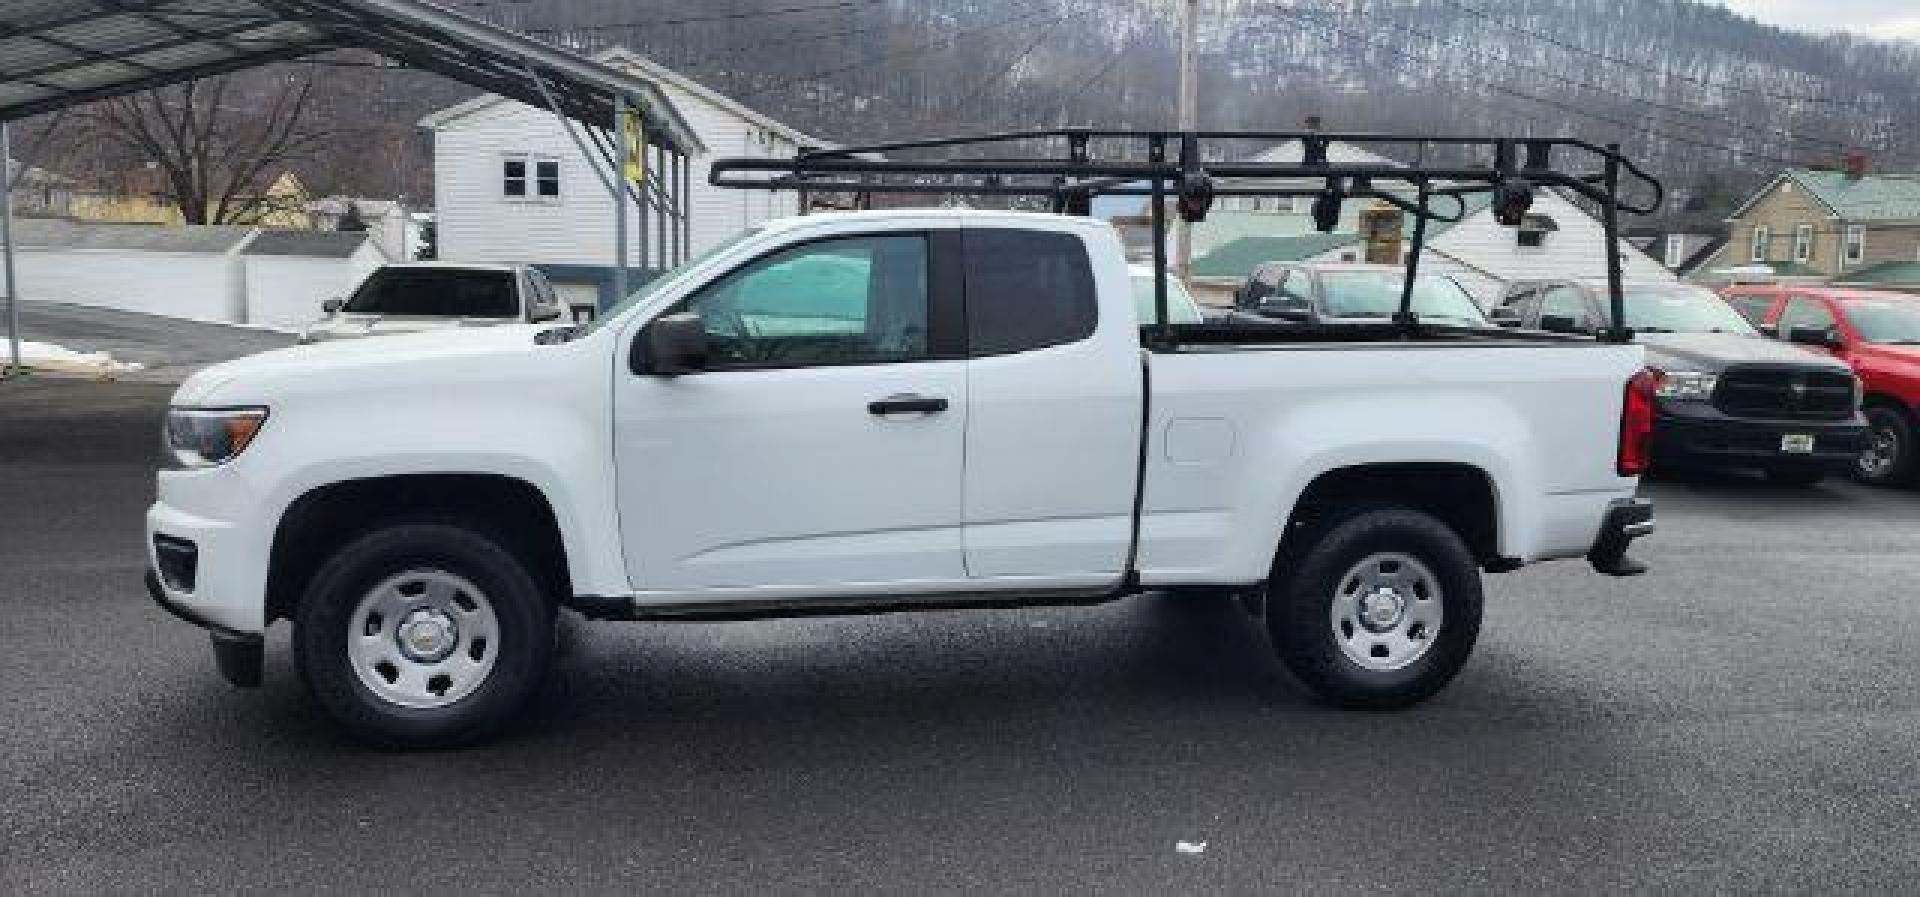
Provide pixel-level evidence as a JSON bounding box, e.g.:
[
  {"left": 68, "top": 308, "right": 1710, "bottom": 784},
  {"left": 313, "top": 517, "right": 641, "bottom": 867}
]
[
  {"left": 728, "top": 4, "right": 1067, "bottom": 102},
  {"left": 1438, "top": 0, "right": 1890, "bottom": 113},
  {"left": 936, "top": 9, "right": 1093, "bottom": 126},
  {"left": 1257, "top": 4, "right": 1801, "bottom": 168},
  {"left": 521, "top": 0, "right": 882, "bottom": 35},
  {"left": 1275, "top": 4, "right": 1858, "bottom": 154}
]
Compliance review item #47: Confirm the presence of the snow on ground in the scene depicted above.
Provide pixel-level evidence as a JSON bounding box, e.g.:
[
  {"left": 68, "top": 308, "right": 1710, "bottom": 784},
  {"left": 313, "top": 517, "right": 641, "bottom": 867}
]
[{"left": 6, "top": 340, "right": 145, "bottom": 376}]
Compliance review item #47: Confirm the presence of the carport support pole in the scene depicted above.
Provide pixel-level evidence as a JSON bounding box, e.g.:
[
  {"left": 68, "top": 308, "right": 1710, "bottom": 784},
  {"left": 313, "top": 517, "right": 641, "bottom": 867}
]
[
  {"left": 613, "top": 95, "right": 629, "bottom": 307},
  {"left": 2, "top": 122, "right": 20, "bottom": 380}
]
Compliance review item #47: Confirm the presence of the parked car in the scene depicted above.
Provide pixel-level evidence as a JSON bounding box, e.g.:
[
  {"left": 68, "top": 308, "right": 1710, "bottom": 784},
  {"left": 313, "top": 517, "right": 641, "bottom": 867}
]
[
  {"left": 298, "top": 262, "right": 570, "bottom": 344},
  {"left": 1721, "top": 284, "right": 1920, "bottom": 485},
  {"left": 148, "top": 210, "right": 1653, "bottom": 747},
  {"left": 1231, "top": 263, "right": 1492, "bottom": 327},
  {"left": 1494, "top": 279, "right": 1865, "bottom": 484},
  {"left": 1128, "top": 264, "right": 1207, "bottom": 324}
]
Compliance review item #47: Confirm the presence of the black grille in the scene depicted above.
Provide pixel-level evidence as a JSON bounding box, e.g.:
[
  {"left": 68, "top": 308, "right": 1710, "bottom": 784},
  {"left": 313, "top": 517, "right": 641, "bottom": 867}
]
[{"left": 1713, "top": 366, "right": 1855, "bottom": 420}]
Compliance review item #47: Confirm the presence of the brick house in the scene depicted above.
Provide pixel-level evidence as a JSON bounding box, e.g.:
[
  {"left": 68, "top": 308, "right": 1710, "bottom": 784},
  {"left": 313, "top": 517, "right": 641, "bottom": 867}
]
[{"left": 1704, "top": 158, "right": 1920, "bottom": 278}]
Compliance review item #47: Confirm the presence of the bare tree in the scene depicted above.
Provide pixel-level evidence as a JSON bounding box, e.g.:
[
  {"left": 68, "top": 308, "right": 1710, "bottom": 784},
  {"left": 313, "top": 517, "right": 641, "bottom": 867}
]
[{"left": 71, "top": 73, "right": 329, "bottom": 225}]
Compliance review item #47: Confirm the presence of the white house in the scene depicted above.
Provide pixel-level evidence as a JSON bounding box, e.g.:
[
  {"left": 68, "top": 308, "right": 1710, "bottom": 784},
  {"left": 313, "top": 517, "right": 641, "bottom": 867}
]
[
  {"left": 1186, "top": 140, "right": 1673, "bottom": 302},
  {"left": 420, "top": 47, "right": 834, "bottom": 308}
]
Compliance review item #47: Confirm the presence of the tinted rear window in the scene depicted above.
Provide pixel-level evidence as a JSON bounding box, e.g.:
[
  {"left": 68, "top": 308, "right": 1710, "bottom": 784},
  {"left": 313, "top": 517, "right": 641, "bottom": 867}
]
[
  {"left": 964, "top": 229, "right": 1097, "bottom": 356},
  {"left": 344, "top": 269, "right": 519, "bottom": 318}
]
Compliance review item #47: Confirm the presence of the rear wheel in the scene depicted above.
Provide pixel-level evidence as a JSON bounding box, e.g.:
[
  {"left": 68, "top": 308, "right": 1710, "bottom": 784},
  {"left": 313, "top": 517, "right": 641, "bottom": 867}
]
[
  {"left": 1856, "top": 405, "right": 1916, "bottom": 486},
  {"left": 1267, "top": 508, "right": 1482, "bottom": 709},
  {"left": 294, "top": 522, "right": 555, "bottom": 749}
]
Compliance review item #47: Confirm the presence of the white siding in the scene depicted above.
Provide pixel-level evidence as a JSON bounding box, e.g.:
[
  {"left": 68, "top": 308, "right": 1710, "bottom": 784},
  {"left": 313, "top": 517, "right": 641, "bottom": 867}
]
[
  {"left": 1429, "top": 191, "right": 1673, "bottom": 293},
  {"left": 10, "top": 248, "right": 243, "bottom": 322},
  {"left": 432, "top": 83, "right": 802, "bottom": 270},
  {"left": 242, "top": 243, "right": 387, "bottom": 332}
]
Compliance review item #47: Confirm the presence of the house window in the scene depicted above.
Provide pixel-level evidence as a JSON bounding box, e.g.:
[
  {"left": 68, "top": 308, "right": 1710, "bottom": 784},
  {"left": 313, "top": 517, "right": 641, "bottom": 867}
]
[
  {"left": 503, "top": 155, "right": 560, "bottom": 200},
  {"left": 1793, "top": 225, "right": 1813, "bottom": 264},
  {"left": 1751, "top": 226, "right": 1770, "bottom": 263},
  {"left": 1844, "top": 225, "right": 1865, "bottom": 266},
  {"left": 1516, "top": 214, "right": 1557, "bottom": 249}
]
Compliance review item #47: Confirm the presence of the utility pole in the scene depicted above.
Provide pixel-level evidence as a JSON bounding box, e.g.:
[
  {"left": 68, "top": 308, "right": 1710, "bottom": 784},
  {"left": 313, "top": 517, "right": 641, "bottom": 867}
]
[
  {"left": 1175, "top": 0, "right": 1199, "bottom": 281},
  {"left": 3, "top": 122, "right": 20, "bottom": 380}
]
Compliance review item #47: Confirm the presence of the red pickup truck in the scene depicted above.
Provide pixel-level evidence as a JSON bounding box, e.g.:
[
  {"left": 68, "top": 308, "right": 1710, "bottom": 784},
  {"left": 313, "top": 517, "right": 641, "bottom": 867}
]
[{"left": 1723, "top": 285, "right": 1920, "bottom": 485}]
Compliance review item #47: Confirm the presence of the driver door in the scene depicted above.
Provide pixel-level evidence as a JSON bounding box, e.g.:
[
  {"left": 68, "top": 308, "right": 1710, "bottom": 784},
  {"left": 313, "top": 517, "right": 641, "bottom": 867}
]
[{"left": 614, "top": 230, "right": 970, "bottom": 597}]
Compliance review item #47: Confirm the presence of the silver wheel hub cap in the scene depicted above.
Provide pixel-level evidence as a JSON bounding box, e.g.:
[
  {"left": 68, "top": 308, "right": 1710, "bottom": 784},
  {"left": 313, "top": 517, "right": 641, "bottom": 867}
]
[
  {"left": 347, "top": 569, "right": 500, "bottom": 710},
  {"left": 1330, "top": 552, "right": 1443, "bottom": 672}
]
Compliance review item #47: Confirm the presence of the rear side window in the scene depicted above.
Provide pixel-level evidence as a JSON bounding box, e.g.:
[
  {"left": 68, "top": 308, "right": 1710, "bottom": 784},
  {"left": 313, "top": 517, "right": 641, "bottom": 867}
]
[{"left": 963, "top": 229, "right": 1097, "bottom": 356}]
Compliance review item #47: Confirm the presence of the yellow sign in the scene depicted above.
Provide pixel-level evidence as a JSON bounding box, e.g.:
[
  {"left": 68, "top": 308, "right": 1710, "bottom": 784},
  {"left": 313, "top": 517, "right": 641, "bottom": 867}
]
[{"left": 621, "top": 111, "right": 646, "bottom": 185}]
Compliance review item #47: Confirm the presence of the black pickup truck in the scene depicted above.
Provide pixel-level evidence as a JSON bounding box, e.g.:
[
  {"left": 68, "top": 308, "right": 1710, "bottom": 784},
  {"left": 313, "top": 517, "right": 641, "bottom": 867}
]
[{"left": 1493, "top": 279, "right": 1866, "bottom": 485}]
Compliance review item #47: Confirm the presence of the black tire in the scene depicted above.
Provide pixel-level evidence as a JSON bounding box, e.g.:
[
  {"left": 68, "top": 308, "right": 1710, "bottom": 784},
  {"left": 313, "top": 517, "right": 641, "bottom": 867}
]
[
  {"left": 1763, "top": 465, "right": 1827, "bottom": 487},
  {"left": 1267, "top": 507, "right": 1483, "bottom": 709},
  {"left": 1856, "top": 404, "right": 1916, "bottom": 486},
  {"left": 294, "top": 522, "right": 556, "bottom": 749}
]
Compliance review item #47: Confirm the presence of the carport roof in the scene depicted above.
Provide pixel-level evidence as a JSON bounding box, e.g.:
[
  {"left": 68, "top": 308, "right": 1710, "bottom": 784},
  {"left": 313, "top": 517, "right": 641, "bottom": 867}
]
[{"left": 0, "top": 0, "right": 702, "bottom": 155}]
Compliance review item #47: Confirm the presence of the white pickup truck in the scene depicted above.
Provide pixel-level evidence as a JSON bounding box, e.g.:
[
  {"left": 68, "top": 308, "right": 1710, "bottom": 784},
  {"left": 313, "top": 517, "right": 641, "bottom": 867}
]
[{"left": 147, "top": 208, "right": 1655, "bottom": 747}]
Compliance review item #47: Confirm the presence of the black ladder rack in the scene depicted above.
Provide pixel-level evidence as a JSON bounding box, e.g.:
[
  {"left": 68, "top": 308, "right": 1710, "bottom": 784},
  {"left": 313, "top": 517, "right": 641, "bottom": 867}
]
[{"left": 709, "top": 128, "right": 1664, "bottom": 348}]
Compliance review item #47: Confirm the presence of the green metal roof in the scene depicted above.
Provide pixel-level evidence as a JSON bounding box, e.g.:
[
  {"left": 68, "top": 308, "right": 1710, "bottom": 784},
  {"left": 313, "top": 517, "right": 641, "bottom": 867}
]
[
  {"left": 1189, "top": 233, "right": 1361, "bottom": 278},
  {"left": 1837, "top": 261, "right": 1920, "bottom": 285},
  {"left": 1187, "top": 193, "right": 1492, "bottom": 280},
  {"left": 1789, "top": 169, "right": 1920, "bottom": 222}
]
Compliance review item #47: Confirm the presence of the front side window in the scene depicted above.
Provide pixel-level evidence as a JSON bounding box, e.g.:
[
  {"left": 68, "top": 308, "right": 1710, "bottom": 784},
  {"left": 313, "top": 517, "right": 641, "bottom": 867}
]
[
  {"left": 1777, "top": 297, "right": 1836, "bottom": 336},
  {"left": 1539, "top": 285, "right": 1593, "bottom": 329},
  {"left": 343, "top": 269, "right": 519, "bottom": 318},
  {"left": 682, "top": 234, "right": 929, "bottom": 368},
  {"left": 1844, "top": 225, "right": 1866, "bottom": 265},
  {"left": 964, "top": 229, "right": 1097, "bottom": 356},
  {"left": 1751, "top": 226, "right": 1770, "bottom": 263}
]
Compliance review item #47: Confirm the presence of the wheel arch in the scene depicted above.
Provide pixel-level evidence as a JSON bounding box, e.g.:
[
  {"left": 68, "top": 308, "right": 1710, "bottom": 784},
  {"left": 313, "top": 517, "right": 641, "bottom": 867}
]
[
  {"left": 1278, "top": 462, "right": 1502, "bottom": 568},
  {"left": 266, "top": 473, "right": 571, "bottom": 624}
]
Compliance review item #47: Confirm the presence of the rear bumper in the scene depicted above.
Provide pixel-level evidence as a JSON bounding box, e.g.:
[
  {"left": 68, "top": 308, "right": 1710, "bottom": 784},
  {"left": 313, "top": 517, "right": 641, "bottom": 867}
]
[
  {"left": 1653, "top": 411, "right": 1866, "bottom": 470},
  {"left": 1588, "top": 497, "right": 1653, "bottom": 576}
]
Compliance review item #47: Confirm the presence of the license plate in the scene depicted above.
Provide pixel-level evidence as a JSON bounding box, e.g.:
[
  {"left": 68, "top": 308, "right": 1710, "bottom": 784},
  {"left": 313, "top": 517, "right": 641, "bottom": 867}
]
[{"left": 1781, "top": 434, "right": 1815, "bottom": 454}]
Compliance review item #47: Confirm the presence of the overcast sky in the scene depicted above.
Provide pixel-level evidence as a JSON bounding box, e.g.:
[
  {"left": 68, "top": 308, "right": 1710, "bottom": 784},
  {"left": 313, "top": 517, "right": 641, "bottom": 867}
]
[{"left": 1718, "top": 1, "right": 1920, "bottom": 41}]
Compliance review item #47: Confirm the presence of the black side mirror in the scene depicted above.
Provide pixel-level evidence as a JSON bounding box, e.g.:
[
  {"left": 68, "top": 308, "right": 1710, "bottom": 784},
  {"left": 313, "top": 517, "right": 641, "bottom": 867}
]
[
  {"left": 1539, "top": 314, "right": 1589, "bottom": 334},
  {"left": 571, "top": 304, "right": 597, "bottom": 323},
  {"left": 1786, "top": 326, "right": 1842, "bottom": 349},
  {"left": 1257, "top": 296, "right": 1313, "bottom": 322},
  {"left": 1489, "top": 307, "right": 1524, "bottom": 328},
  {"left": 636, "top": 312, "right": 709, "bottom": 375},
  {"left": 321, "top": 298, "right": 343, "bottom": 314}
]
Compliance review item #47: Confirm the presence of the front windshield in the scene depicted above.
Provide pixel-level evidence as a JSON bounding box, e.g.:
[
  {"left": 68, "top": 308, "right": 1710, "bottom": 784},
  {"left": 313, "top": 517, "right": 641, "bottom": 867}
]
[
  {"left": 342, "top": 268, "right": 518, "bottom": 318},
  {"left": 1129, "top": 273, "right": 1205, "bottom": 324},
  {"left": 1610, "top": 287, "right": 1756, "bottom": 335},
  {"left": 575, "top": 229, "right": 760, "bottom": 337},
  {"left": 1843, "top": 301, "right": 1920, "bottom": 344},
  {"left": 1318, "top": 272, "right": 1489, "bottom": 326}
]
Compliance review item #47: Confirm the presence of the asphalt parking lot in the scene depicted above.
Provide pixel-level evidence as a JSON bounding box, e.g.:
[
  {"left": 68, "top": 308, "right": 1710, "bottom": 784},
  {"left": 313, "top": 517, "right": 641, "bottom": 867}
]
[{"left": 4, "top": 375, "right": 1920, "bottom": 893}]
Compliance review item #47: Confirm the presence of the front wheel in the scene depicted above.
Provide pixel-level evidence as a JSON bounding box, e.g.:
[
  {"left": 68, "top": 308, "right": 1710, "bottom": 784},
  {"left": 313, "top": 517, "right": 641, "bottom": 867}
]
[
  {"left": 1267, "top": 508, "right": 1483, "bottom": 709},
  {"left": 1856, "top": 405, "right": 1916, "bottom": 486},
  {"left": 294, "top": 522, "right": 556, "bottom": 749}
]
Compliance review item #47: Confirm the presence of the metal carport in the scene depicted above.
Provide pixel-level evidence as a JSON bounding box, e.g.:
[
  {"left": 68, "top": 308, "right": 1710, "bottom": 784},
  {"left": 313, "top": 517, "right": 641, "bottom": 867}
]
[{"left": 1, "top": 0, "right": 708, "bottom": 377}]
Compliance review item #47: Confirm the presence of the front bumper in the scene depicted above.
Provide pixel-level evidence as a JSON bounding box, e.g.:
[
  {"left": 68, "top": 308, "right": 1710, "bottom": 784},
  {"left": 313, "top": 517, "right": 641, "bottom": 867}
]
[
  {"left": 145, "top": 567, "right": 263, "bottom": 687},
  {"left": 1653, "top": 408, "right": 1866, "bottom": 470}
]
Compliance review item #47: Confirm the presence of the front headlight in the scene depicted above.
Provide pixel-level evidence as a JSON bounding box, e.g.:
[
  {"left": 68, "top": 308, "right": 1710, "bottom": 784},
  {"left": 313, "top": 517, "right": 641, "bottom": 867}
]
[
  {"left": 1652, "top": 370, "right": 1718, "bottom": 402},
  {"left": 163, "top": 407, "right": 269, "bottom": 469}
]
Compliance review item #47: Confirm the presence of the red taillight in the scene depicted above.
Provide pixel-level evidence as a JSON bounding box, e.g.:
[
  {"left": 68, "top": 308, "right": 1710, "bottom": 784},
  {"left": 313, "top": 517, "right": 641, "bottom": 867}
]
[{"left": 1618, "top": 369, "right": 1657, "bottom": 477}]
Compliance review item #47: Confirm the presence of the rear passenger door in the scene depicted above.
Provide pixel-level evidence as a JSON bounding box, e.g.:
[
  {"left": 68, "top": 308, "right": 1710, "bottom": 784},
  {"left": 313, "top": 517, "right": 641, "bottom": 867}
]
[{"left": 960, "top": 227, "right": 1144, "bottom": 583}]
